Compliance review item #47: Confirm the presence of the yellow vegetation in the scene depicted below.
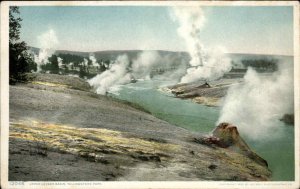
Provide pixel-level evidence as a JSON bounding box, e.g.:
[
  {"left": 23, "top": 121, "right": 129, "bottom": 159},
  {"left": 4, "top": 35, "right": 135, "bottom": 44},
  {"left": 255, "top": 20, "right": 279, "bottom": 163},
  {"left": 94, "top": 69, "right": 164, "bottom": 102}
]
[
  {"left": 31, "top": 81, "right": 70, "bottom": 88},
  {"left": 10, "top": 120, "right": 179, "bottom": 158}
]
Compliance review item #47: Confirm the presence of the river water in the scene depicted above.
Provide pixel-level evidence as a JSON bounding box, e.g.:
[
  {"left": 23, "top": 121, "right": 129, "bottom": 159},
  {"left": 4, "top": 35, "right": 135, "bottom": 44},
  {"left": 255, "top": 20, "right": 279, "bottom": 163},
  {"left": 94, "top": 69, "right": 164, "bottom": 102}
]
[{"left": 109, "top": 78, "right": 294, "bottom": 181}]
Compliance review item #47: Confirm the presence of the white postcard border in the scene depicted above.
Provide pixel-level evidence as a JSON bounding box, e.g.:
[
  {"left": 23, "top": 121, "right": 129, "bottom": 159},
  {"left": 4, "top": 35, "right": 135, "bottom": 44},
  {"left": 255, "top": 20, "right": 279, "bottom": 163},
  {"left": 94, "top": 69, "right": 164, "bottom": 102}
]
[{"left": 1, "top": 1, "right": 299, "bottom": 189}]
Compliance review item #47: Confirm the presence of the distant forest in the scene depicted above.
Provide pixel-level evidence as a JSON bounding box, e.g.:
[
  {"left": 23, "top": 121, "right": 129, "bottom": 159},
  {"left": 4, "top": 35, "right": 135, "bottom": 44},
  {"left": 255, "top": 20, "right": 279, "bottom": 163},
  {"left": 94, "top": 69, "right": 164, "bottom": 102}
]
[
  {"left": 30, "top": 47, "right": 285, "bottom": 80},
  {"left": 241, "top": 59, "right": 279, "bottom": 72},
  {"left": 39, "top": 53, "right": 109, "bottom": 79},
  {"left": 40, "top": 52, "right": 281, "bottom": 79}
]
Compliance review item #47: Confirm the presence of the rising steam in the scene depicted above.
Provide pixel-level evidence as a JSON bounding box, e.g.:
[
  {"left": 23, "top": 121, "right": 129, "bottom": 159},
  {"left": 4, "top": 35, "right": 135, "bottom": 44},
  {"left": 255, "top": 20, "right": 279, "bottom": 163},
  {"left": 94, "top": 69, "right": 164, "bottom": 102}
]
[
  {"left": 171, "top": 6, "right": 232, "bottom": 83},
  {"left": 89, "top": 6, "right": 234, "bottom": 94},
  {"left": 88, "top": 54, "right": 132, "bottom": 95},
  {"left": 57, "top": 57, "right": 63, "bottom": 68},
  {"left": 88, "top": 51, "right": 186, "bottom": 95},
  {"left": 180, "top": 47, "right": 231, "bottom": 83},
  {"left": 34, "top": 29, "right": 59, "bottom": 72},
  {"left": 89, "top": 53, "right": 100, "bottom": 68},
  {"left": 217, "top": 63, "right": 294, "bottom": 140},
  {"left": 171, "top": 6, "right": 205, "bottom": 67},
  {"left": 131, "top": 51, "right": 162, "bottom": 80}
]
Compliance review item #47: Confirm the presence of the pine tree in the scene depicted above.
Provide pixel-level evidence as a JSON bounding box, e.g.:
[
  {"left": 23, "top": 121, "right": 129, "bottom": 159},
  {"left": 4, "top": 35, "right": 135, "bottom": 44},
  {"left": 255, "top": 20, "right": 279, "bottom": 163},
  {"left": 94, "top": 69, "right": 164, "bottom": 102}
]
[{"left": 9, "top": 6, "right": 36, "bottom": 84}]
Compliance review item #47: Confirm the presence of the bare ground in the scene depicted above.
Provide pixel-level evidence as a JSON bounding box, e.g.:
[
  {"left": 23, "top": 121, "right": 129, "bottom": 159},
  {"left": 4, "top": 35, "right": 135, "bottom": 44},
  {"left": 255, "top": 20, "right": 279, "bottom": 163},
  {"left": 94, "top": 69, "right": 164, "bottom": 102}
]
[
  {"left": 167, "top": 79, "right": 243, "bottom": 106},
  {"left": 9, "top": 73, "right": 270, "bottom": 181}
]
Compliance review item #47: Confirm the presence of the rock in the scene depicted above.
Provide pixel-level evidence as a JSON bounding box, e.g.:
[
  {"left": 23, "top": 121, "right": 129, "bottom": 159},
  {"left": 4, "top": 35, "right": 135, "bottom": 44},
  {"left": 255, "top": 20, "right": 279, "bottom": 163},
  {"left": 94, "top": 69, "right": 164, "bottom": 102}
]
[
  {"left": 166, "top": 80, "right": 232, "bottom": 107},
  {"left": 208, "top": 164, "right": 217, "bottom": 170},
  {"left": 202, "top": 82, "right": 211, "bottom": 88},
  {"left": 203, "top": 122, "right": 268, "bottom": 167},
  {"left": 212, "top": 122, "right": 241, "bottom": 148},
  {"left": 280, "top": 114, "right": 294, "bottom": 125},
  {"left": 9, "top": 74, "right": 271, "bottom": 181}
]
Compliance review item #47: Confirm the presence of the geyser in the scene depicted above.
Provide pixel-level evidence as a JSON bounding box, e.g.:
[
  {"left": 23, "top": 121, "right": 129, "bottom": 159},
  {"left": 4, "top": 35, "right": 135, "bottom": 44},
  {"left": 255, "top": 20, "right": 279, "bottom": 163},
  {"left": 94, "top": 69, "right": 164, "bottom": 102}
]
[
  {"left": 131, "top": 51, "right": 162, "bottom": 80},
  {"left": 89, "top": 53, "right": 100, "bottom": 68},
  {"left": 171, "top": 6, "right": 232, "bottom": 83},
  {"left": 217, "top": 63, "right": 294, "bottom": 141},
  {"left": 34, "top": 29, "right": 59, "bottom": 72},
  {"left": 88, "top": 6, "right": 235, "bottom": 94},
  {"left": 88, "top": 54, "right": 132, "bottom": 95},
  {"left": 88, "top": 51, "right": 184, "bottom": 95}
]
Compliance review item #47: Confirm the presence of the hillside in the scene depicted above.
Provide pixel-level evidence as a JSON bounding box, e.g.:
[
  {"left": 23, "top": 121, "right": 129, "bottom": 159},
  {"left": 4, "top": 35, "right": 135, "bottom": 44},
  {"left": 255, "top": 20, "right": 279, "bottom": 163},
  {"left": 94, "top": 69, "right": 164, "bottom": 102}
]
[{"left": 9, "top": 73, "right": 271, "bottom": 181}]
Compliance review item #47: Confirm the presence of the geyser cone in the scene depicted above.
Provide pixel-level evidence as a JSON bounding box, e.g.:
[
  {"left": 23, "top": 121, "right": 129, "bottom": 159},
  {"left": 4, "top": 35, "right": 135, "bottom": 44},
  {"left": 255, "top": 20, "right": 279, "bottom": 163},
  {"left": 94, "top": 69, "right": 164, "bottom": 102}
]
[{"left": 208, "top": 122, "right": 269, "bottom": 167}]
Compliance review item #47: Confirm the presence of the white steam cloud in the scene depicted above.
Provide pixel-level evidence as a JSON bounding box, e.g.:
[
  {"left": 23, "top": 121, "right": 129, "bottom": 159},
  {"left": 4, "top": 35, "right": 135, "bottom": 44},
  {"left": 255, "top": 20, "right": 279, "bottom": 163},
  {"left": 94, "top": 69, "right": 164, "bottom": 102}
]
[
  {"left": 88, "top": 54, "right": 132, "bottom": 95},
  {"left": 37, "top": 29, "right": 59, "bottom": 49},
  {"left": 217, "top": 63, "right": 294, "bottom": 140},
  {"left": 89, "top": 51, "right": 185, "bottom": 95},
  {"left": 89, "top": 54, "right": 100, "bottom": 68},
  {"left": 180, "top": 47, "right": 231, "bottom": 83},
  {"left": 131, "top": 51, "right": 162, "bottom": 80},
  {"left": 171, "top": 6, "right": 205, "bottom": 67},
  {"left": 34, "top": 29, "right": 59, "bottom": 72},
  {"left": 57, "top": 57, "right": 63, "bottom": 68},
  {"left": 171, "top": 6, "right": 232, "bottom": 83},
  {"left": 83, "top": 58, "right": 89, "bottom": 67}
]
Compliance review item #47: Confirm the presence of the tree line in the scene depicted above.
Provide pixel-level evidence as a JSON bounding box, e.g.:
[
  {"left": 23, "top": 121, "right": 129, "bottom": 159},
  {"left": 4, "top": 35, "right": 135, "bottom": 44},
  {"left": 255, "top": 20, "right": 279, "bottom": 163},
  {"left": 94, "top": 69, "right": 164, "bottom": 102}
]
[
  {"left": 40, "top": 53, "right": 109, "bottom": 79},
  {"left": 9, "top": 6, "right": 110, "bottom": 83},
  {"left": 241, "top": 59, "right": 278, "bottom": 72},
  {"left": 9, "top": 6, "right": 36, "bottom": 84}
]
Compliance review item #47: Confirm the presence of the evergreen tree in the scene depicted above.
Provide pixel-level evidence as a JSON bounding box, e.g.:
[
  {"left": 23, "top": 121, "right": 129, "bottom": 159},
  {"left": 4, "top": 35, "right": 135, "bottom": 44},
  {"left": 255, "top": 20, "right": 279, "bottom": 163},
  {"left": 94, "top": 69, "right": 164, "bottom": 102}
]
[
  {"left": 9, "top": 6, "right": 36, "bottom": 84},
  {"left": 48, "top": 55, "right": 59, "bottom": 74}
]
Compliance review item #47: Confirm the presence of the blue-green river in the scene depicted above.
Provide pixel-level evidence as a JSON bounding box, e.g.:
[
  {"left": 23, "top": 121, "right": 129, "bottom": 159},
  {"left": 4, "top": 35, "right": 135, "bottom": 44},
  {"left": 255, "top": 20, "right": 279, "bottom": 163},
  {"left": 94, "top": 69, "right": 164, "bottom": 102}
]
[{"left": 110, "top": 79, "right": 294, "bottom": 181}]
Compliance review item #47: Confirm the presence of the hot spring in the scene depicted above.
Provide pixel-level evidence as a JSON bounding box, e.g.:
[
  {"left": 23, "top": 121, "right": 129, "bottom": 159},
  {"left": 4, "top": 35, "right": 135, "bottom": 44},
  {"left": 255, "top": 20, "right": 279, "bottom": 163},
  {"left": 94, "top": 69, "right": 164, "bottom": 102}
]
[{"left": 108, "top": 78, "right": 294, "bottom": 181}]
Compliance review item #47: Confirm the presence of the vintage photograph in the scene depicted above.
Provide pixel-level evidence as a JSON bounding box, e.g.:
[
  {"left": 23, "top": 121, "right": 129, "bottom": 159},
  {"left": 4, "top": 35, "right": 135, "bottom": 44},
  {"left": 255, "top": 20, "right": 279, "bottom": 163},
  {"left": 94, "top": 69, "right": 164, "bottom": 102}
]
[{"left": 1, "top": 1, "right": 299, "bottom": 188}]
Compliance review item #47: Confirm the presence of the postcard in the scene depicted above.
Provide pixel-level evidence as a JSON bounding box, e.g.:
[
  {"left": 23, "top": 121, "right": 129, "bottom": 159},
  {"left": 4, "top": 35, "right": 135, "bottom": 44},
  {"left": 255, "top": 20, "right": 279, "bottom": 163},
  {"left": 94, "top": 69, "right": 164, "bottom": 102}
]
[{"left": 1, "top": 1, "right": 299, "bottom": 189}]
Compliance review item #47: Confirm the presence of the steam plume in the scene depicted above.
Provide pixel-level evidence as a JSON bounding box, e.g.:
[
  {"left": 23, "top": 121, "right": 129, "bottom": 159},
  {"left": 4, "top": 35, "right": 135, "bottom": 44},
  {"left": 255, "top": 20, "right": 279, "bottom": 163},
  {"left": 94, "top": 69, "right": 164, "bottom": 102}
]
[
  {"left": 89, "top": 51, "right": 184, "bottom": 94},
  {"left": 88, "top": 54, "right": 131, "bottom": 95},
  {"left": 172, "top": 6, "right": 205, "bottom": 67},
  {"left": 57, "top": 57, "right": 63, "bottom": 68},
  {"left": 82, "top": 58, "right": 88, "bottom": 67},
  {"left": 171, "top": 6, "right": 232, "bottom": 83},
  {"left": 34, "top": 29, "right": 58, "bottom": 72},
  {"left": 89, "top": 53, "right": 100, "bottom": 68},
  {"left": 131, "top": 51, "right": 162, "bottom": 80},
  {"left": 180, "top": 47, "right": 231, "bottom": 83},
  {"left": 217, "top": 63, "right": 294, "bottom": 140}
]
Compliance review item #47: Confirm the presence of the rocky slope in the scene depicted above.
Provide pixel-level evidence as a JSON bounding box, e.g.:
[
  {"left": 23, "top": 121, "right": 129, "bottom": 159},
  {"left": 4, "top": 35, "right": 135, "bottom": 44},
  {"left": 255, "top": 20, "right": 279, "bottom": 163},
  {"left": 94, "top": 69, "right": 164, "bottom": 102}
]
[
  {"left": 167, "top": 79, "right": 242, "bottom": 106},
  {"left": 9, "top": 73, "right": 270, "bottom": 181},
  {"left": 199, "top": 123, "right": 268, "bottom": 167}
]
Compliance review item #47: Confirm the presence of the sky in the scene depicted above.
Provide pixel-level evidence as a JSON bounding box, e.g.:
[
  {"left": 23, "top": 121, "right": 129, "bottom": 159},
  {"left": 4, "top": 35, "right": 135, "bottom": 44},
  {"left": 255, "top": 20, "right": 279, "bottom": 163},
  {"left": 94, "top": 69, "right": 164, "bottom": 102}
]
[{"left": 19, "top": 6, "right": 294, "bottom": 55}]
